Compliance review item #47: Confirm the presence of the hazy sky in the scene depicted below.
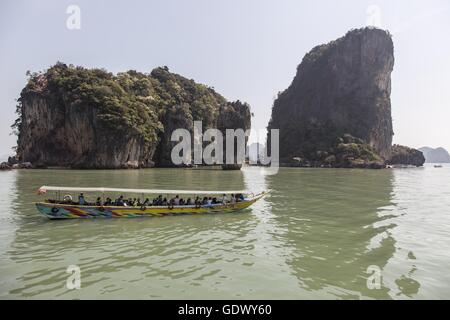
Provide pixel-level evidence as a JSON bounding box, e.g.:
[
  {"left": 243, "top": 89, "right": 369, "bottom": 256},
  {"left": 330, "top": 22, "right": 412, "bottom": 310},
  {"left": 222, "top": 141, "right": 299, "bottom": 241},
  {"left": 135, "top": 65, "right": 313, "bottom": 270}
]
[{"left": 1, "top": 0, "right": 449, "bottom": 158}]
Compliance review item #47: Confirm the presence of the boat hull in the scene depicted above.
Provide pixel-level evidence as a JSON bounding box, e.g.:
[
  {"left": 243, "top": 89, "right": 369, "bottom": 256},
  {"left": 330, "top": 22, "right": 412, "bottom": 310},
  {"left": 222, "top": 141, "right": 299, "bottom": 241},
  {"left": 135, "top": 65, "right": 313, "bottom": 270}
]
[{"left": 35, "top": 194, "right": 264, "bottom": 219}]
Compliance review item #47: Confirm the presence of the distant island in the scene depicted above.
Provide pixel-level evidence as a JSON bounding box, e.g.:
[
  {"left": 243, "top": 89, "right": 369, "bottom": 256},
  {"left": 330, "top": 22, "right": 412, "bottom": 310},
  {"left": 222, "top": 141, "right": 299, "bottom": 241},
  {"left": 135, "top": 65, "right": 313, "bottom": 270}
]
[
  {"left": 7, "top": 63, "right": 250, "bottom": 169},
  {"left": 267, "top": 27, "right": 425, "bottom": 168},
  {"left": 418, "top": 147, "right": 450, "bottom": 163}
]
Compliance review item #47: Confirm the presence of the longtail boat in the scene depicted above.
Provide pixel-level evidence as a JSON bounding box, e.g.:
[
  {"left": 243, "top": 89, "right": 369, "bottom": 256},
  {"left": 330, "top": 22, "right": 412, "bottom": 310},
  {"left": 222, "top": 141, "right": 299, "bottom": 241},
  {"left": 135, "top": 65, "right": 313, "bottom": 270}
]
[{"left": 35, "top": 186, "right": 266, "bottom": 219}]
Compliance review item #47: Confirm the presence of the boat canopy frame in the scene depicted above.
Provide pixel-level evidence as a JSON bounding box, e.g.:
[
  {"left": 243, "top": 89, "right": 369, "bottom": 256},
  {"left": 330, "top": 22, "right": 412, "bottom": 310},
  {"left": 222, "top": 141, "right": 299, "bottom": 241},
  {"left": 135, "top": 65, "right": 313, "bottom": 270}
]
[{"left": 38, "top": 186, "right": 250, "bottom": 195}]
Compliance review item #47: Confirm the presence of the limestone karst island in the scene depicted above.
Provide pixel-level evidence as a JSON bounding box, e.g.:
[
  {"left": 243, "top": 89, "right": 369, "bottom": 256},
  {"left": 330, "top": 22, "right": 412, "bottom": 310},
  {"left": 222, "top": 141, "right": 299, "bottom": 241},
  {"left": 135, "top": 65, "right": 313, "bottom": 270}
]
[{"left": 10, "top": 65, "right": 251, "bottom": 169}]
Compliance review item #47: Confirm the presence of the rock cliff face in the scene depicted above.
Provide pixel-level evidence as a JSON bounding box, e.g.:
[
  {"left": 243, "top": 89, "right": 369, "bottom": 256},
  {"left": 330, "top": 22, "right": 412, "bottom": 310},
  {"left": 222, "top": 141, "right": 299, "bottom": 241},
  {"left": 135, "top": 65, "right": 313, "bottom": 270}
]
[
  {"left": 388, "top": 145, "right": 425, "bottom": 167},
  {"left": 13, "top": 63, "right": 251, "bottom": 168},
  {"left": 267, "top": 27, "right": 395, "bottom": 167},
  {"left": 16, "top": 92, "right": 154, "bottom": 168}
]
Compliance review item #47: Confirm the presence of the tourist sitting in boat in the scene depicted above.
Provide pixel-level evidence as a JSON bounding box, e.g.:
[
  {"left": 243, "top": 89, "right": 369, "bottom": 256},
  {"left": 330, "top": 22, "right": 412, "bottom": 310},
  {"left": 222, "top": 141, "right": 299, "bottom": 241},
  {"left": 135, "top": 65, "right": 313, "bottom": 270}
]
[
  {"left": 172, "top": 195, "right": 180, "bottom": 205},
  {"left": 179, "top": 198, "right": 185, "bottom": 205},
  {"left": 61, "top": 194, "right": 73, "bottom": 204},
  {"left": 162, "top": 198, "right": 168, "bottom": 205},
  {"left": 115, "top": 195, "right": 125, "bottom": 206},
  {"left": 186, "top": 198, "right": 194, "bottom": 205},
  {"left": 221, "top": 194, "right": 227, "bottom": 204},
  {"left": 78, "top": 193, "right": 86, "bottom": 205},
  {"left": 95, "top": 197, "right": 102, "bottom": 206},
  {"left": 230, "top": 194, "right": 236, "bottom": 204},
  {"left": 126, "top": 198, "right": 134, "bottom": 206},
  {"left": 58, "top": 196, "right": 70, "bottom": 204},
  {"left": 103, "top": 197, "right": 113, "bottom": 206},
  {"left": 235, "top": 193, "right": 244, "bottom": 202}
]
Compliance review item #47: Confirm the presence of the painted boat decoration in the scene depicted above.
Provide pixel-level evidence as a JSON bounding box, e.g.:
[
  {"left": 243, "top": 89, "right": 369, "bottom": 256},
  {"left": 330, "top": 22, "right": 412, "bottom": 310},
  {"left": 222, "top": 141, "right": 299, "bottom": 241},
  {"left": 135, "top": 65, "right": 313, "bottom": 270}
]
[{"left": 35, "top": 186, "right": 266, "bottom": 219}]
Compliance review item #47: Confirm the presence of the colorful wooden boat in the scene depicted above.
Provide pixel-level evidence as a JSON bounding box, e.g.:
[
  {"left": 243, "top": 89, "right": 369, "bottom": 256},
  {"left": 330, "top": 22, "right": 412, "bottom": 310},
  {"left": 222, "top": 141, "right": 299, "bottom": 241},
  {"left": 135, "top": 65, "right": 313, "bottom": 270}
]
[{"left": 35, "top": 186, "right": 266, "bottom": 219}]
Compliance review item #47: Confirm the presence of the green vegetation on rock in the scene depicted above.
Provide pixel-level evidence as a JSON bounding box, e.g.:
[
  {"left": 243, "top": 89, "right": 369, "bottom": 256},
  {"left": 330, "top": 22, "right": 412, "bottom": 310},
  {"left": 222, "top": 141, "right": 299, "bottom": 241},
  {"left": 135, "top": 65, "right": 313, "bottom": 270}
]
[
  {"left": 17, "top": 63, "right": 163, "bottom": 144},
  {"left": 291, "top": 134, "right": 383, "bottom": 168}
]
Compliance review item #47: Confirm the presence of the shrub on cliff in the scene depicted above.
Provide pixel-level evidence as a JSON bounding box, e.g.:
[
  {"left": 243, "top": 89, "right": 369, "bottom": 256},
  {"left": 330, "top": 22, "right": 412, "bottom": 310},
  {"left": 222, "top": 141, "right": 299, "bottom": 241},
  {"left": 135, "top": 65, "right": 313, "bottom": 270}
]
[
  {"left": 388, "top": 145, "right": 425, "bottom": 167},
  {"left": 335, "top": 134, "right": 381, "bottom": 162}
]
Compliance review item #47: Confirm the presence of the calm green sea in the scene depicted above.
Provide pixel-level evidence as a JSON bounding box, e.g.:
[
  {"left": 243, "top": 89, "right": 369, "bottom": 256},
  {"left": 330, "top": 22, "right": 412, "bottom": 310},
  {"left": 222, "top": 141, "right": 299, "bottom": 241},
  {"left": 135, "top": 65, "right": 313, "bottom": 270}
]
[{"left": 0, "top": 165, "right": 449, "bottom": 299}]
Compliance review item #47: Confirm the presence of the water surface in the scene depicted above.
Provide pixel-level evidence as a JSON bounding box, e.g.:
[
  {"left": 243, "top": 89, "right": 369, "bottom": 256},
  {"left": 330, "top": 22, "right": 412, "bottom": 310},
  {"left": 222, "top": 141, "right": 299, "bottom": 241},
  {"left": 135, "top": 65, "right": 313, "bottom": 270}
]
[{"left": 0, "top": 165, "right": 449, "bottom": 299}]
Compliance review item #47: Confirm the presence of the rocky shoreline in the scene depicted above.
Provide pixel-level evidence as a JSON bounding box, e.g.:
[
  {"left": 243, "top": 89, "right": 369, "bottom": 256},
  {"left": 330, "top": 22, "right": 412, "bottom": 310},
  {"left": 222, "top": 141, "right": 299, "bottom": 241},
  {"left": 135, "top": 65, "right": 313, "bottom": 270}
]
[{"left": 0, "top": 156, "right": 33, "bottom": 170}]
